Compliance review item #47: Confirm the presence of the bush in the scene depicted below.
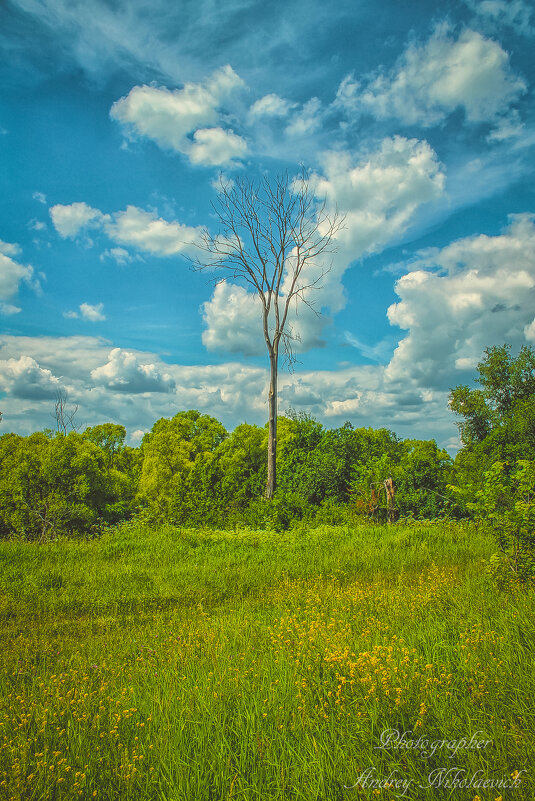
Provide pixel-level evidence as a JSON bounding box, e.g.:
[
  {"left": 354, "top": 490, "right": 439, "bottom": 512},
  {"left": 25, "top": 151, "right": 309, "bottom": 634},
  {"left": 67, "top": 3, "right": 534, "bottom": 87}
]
[{"left": 465, "top": 460, "right": 535, "bottom": 583}]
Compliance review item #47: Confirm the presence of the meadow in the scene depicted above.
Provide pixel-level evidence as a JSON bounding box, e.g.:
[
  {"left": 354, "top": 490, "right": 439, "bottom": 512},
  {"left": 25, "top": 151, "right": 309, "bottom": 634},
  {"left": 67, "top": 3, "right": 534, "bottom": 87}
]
[{"left": 0, "top": 521, "right": 533, "bottom": 800}]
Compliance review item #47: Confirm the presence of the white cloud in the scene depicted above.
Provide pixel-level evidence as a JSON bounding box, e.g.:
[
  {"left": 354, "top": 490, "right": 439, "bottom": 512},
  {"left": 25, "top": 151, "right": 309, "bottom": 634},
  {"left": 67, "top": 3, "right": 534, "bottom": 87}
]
[
  {"left": 344, "top": 332, "right": 395, "bottom": 363},
  {"left": 0, "top": 241, "right": 36, "bottom": 302},
  {"left": 211, "top": 173, "right": 235, "bottom": 193},
  {"left": 338, "top": 26, "right": 526, "bottom": 126},
  {"left": 80, "top": 302, "right": 106, "bottom": 322},
  {"left": 32, "top": 191, "right": 47, "bottom": 205},
  {"left": 107, "top": 206, "right": 202, "bottom": 255},
  {"left": 0, "top": 303, "right": 21, "bottom": 315},
  {"left": 465, "top": 0, "right": 534, "bottom": 36},
  {"left": 201, "top": 136, "right": 445, "bottom": 357},
  {"left": 201, "top": 282, "right": 264, "bottom": 356},
  {"left": 91, "top": 347, "right": 176, "bottom": 393},
  {"left": 189, "top": 126, "right": 247, "bottom": 166},
  {"left": 385, "top": 213, "right": 535, "bottom": 388},
  {"left": 0, "top": 335, "right": 113, "bottom": 382},
  {"left": 314, "top": 137, "right": 445, "bottom": 265},
  {"left": 525, "top": 318, "right": 535, "bottom": 342},
  {"left": 286, "top": 98, "right": 322, "bottom": 137},
  {"left": 50, "top": 202, "right": 203, "bottom": 256},
  {"left": 64, "top": 303, "right": 106, "bottom": 322},
  {"left": 0, "top": 240, "right": 21, "bottom": 257},
  {"left": 100, "top": 247, "right": 134, "bottom": 265},
  {"left": 49, "top": 202, "right": 106, "bottom": 238},
  {"left": 0, "top": 355, "right": 60, "bottom": 400},
  {"left": 0, "top": 333, "right": 459, "bottom": 448},
  {"left": 110, "top": 65, "right": 247, "bottom": 166},
  {"left": 249, "top": 93, "right": 294, "bottom": 118},
  {"left": 486, "top": 108, "right": 525, "bottom": 142}
]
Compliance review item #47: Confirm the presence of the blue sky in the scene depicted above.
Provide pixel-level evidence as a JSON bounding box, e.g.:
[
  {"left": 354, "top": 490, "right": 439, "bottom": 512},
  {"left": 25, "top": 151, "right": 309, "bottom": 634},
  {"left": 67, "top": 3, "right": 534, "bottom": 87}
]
[{"left": 1, "top": 0, "right": 535, "bottom": 449}]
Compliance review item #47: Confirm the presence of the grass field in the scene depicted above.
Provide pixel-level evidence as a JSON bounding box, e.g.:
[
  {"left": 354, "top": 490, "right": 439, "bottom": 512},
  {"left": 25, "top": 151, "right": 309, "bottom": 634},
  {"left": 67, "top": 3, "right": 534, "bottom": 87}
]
[{"left": 0, "top": 521, "right": 533, "bottom": 800}]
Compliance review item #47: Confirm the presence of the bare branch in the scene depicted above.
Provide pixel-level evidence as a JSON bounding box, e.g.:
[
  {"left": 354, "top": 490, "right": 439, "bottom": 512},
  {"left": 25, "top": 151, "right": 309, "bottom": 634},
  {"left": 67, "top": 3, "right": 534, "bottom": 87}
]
[
  {"left": 191, "top": 170, "right": 345, "bottom": 499},
  {"left": 53, "top": 389, "right": 81, "bottom": 435}
]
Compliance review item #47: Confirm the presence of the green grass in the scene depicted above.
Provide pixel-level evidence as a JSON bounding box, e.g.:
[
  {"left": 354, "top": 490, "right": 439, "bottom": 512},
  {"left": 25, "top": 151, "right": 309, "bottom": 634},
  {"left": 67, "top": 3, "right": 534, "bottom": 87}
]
[{"left": 0, "top": 521, "right": 533, "bottom": 800}]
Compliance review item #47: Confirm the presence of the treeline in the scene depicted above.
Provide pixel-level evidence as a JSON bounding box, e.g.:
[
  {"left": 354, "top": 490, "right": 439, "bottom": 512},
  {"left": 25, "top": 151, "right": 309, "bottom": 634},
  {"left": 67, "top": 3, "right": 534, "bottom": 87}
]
[
  {"left": 0, "top": 413, "right": 454, "bottom": 539},
  {"left": 0, "top": 344, "right": 533, "bottom": 540}
]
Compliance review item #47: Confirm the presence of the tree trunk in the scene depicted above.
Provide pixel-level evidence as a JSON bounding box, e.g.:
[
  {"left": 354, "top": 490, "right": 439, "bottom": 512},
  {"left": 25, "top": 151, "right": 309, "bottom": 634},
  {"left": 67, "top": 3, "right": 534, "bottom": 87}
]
[{"left": 265, "top": 352, "right": 278, "bottom": 499}]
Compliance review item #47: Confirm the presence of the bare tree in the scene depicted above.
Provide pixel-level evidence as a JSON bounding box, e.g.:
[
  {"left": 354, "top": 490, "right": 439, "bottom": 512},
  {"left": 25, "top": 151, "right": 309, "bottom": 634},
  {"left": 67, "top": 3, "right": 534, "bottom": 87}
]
[
  {"left": 195, "top": 172, "right": 344, "bottom": 499},
  {"left": 53, "top": 389, "right": 81, "bottom": 435}
]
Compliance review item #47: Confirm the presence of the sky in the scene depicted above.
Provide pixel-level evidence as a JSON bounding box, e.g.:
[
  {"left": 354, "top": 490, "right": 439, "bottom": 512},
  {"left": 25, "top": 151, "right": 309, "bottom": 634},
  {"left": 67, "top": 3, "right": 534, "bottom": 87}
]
[{"left": 1, "top": 0, "right": 535, "bottom": 450}]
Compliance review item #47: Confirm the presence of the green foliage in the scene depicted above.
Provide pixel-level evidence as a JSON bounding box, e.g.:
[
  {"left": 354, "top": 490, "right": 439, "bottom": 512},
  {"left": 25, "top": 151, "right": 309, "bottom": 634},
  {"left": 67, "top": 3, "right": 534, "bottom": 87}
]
[
  {"left": 351, "top": 429, "right": 402, "bottom": 501},
  {"left": 395, "top": 439, "right": 454, "bottom": 518},
  {"left": 0, "top": 432, "right": 104, "bottom": 540},
  {"left": 277, "top": 412, "right": 354, "bottom": 504},
  {"left": 450, "top": 343, "right": 535, "bottom": 457},
  {"left": 462, "top": 459, "right": 535, "bottom": 583},
  {"left": 215, "top": 423, "right": 267, "bottom": 511},
  {"left": 83, "top": 423, "right": 126, "bottom": 464},
  {"left": 0, "top": 428, "right": 139, "bottom": 540},
  {"left": 138, "top": 410, "right": 227, "bottom": 522},
  {"left": 450, "top": 344, "right": 535, "bottom": 523},
  {"left": 350, "top": 432, "right": 454, "bottom": 519}
]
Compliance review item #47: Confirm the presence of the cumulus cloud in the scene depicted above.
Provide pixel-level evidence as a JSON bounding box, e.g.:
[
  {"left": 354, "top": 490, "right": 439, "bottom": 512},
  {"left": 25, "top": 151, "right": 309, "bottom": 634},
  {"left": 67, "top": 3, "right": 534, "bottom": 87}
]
[
  {"left": 49, "top": 202, "right": 107, "bottom": 238},
  {"left": 0, "top": 240, "right": 37, "bottom": 304},
  {"left": 201, "top": 136, "right": 445, "bottom": 357},
  {"left": 525, "top": 318, "right": 535, "bottom": 342},
  {"left": 314, "top": 136, "right": 445, "bottom": 266},
  {"left": 202, "top": 277, "right": 330, "bottom": 357},
  {"left": 50, "top": 202, "right": 203, "bottom": 256},
  {"left": 0, "top": 333, "right": 462, "bottom": 448},
  {"left": 336, "top": 26, "right": 526, "bottom": 126},
  {"left": 110, "top": 65, "right": 247, "bottom": 166},
  {"left": 385, "top": 213, "right": 535, "bottom": 388},
  {"left": 286, "top": 98, "right": 322, "bottom": 137},
  {"left": 0, "top": 355, "right": 60, "bottom": 400},
  {"left": 0, "top": 335, "right": 113, "bottom": 382},
  {"left": 201, "top": 282, "right": 263, "bottom": 356},
  {"left": 91, "top": 348, "right": 176, "bottom": 393},
  {"left": 249, "top": 93, "right": 294, "bottom": 118},
  {"left": 107, "top": 206, "right": 201, "bottom": 255},
  {"left": 189, "top": 126, "right": 247, "bottom": 166}
]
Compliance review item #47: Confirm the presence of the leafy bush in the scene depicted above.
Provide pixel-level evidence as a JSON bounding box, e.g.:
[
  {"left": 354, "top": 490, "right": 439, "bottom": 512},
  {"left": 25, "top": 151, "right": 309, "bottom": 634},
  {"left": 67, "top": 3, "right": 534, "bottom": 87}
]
[{"left": 464, "top": 459, "right": 535, "bottom": 583}]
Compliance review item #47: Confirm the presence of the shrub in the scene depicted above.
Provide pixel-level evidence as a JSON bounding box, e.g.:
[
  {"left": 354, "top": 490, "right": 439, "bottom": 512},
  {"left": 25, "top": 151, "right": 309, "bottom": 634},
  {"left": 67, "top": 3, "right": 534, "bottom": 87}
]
[{"left": 465, "top": 460, "right": 535, "bottom": 583}]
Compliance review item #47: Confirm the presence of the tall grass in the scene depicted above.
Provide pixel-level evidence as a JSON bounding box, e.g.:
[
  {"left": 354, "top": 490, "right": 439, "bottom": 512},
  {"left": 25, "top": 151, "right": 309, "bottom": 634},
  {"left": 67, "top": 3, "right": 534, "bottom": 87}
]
[{"left": 0, "top": 521, "right": 533, "bottom": 800}]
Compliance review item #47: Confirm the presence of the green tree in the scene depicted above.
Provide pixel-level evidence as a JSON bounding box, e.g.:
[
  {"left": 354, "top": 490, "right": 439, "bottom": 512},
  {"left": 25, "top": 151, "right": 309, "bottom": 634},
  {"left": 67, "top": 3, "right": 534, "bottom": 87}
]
[
  {"left": 0, "top": 427, "right": 141, "bottom": 540},
  {"left": 83, "top": 424, "right": 126, "bottom": 466},
  {"left": 450, "top": 344, "right": 535, "bottom": 496},
  {"left": 138, "top": 411, "right": 227, "bottom": 521},
  {"left": 0, "top": 432, "right": 109, "bottom": 540},
  {"left": 450, "top": 344, "right": 535, "bottom": 452},
  {"left": 217, "top": 423, "right": 267, "bottom": 510},
  {"left": 464, "top": 460, "right": 535, "bottom": 582},
  {"left": 395, "top": 439, "right": 453, "bottom": 518}
]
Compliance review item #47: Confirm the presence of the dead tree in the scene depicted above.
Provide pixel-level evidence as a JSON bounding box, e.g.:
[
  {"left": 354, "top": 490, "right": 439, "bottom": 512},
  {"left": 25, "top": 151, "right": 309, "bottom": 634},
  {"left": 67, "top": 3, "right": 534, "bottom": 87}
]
[
  {"left": 194, "top": 172, "right": 344, "bottom": 499},
  {"left": 384, "top": 476, "right": 397, "bottom": 523},
  {"left": 53, "top": 389, "right": 80, "bottom": 435}
]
